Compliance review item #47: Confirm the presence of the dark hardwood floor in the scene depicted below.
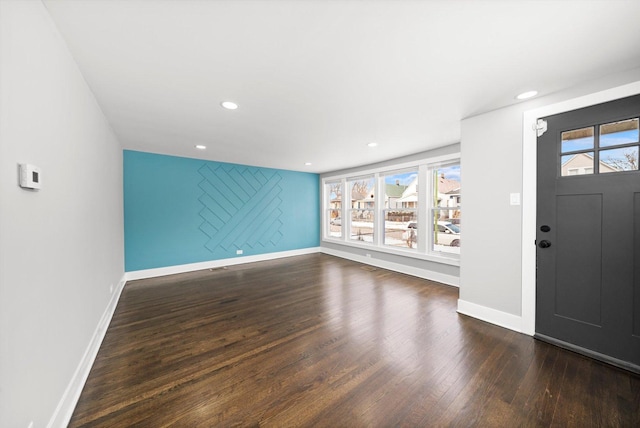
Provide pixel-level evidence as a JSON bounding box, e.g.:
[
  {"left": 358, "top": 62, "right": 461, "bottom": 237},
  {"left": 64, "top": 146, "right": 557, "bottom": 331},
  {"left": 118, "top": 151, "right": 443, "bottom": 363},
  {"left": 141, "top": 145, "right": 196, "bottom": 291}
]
[{"left": 70, "top": 254, "right": 640, "bottom": 427}]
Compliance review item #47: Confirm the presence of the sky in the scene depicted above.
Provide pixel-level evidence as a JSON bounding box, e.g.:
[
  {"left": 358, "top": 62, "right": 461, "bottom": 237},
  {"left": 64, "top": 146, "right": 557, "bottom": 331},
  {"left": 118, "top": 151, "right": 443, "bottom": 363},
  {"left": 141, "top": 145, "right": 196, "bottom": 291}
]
[
  {"left": 439, "top": 164, "right": 461, "bottom": 181},
  {"left": 383, "top": 164, "right": 461, "bottom": 185},
  {"left": 384, "top": 171, "right": 417, "bottom": 186}
]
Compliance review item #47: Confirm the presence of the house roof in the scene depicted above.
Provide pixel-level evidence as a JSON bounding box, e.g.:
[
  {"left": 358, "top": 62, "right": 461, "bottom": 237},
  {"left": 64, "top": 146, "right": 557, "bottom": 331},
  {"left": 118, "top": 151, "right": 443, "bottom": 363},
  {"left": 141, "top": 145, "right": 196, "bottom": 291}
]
[
  {"left": 437, "top": 177, "right": 460, "bottom": 194},
  {"left": 385, "top": 184, "right": 408, "bottom": 198}
]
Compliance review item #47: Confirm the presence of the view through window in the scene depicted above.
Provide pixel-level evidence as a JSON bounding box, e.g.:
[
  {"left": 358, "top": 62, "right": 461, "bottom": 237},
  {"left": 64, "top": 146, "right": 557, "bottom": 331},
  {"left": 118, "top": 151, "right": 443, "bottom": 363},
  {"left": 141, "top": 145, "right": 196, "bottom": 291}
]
[
  {"left": 326, "top": 181, "right": 342, "bottom": 238},
  {"left": 560, "top": 118, "right": 639, "bottom": 176},
  {"left": 323, "top": 156, "right": 461, "bottom": 260},
  {"left": 349, "top": 177, "right": 375, "bottom": 243},
  {"left": 432, "top": 163, "right": 461, "bottom": 254},
  {"left": 383, "top": 170, "right": 418, "bottom": 249}
]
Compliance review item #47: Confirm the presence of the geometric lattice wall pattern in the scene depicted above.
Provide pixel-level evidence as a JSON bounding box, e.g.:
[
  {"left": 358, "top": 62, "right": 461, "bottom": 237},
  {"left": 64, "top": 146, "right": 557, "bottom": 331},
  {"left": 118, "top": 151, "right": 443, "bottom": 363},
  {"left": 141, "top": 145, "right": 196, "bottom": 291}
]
[
  {"left": 124, "top": 150, "right": 318, "bottom": 271},
  {"left": 198, "top": 163, "right": 283, "bottom": 252}
]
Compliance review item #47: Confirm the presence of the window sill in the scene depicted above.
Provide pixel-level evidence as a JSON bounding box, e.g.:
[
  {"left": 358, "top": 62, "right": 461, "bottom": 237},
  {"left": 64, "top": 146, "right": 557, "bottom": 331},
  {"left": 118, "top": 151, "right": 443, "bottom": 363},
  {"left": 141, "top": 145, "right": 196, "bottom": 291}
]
[{"left": 321, "top": 237, "right": 460, "bottom": 267}]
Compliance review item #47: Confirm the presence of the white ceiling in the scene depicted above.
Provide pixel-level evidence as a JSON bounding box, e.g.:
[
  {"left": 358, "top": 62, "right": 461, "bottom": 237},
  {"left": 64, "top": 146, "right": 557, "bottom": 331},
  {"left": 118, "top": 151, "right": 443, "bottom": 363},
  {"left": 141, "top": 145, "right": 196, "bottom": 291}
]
[{"left": 42, "top": 0, "right": 640, "bottom": 173}]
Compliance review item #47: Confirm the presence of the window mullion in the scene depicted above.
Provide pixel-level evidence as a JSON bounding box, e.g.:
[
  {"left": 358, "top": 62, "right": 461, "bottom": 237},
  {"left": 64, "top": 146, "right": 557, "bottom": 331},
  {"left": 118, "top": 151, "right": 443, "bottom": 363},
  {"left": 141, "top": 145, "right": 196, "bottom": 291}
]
[
  {"left": 343, "top": 179, "right": 347, "bottom": 241},
  {"left": 344, "top": 178, "right": 351, "bottom": 242},
  {"left": 374, "top": 173, "right": 382, "bottom": 246},
  {"left": 418, "top": 164, "right": 428, "bottom": 253},
  {"left": 322, "top": 180, "right": 327, "bottom": 238}
]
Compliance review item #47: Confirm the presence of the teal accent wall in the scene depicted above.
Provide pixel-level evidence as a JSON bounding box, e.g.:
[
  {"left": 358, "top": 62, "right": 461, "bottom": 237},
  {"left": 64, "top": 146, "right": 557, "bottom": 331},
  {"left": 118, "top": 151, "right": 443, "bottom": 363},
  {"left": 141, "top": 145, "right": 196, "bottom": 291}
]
[{"left": 124, "top": 150, "right": 320, "bottom": 271}]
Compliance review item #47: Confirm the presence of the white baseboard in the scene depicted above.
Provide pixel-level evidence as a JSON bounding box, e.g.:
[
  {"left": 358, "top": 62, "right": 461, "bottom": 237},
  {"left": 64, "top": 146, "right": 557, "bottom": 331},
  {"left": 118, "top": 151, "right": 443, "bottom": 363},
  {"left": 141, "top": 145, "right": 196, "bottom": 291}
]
[
  {"left": 457, "top": 299, "right": 522, "bottom": 333},
  {"left": 47, "top": 275, "right": 127, "bottom": 428},
  {"left": 124, "top": 247, "right": 322, "bottom": 281},
  {"left": 321, "top": 247, "right": 459, "bottom": 287}
]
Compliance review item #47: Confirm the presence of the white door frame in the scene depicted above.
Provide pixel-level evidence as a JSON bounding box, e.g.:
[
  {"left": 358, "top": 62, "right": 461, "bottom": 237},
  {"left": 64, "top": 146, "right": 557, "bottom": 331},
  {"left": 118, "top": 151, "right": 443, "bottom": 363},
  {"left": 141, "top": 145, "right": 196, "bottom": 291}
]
[{"left": 520, "top": 81, "right": 640, "bottom": 336}]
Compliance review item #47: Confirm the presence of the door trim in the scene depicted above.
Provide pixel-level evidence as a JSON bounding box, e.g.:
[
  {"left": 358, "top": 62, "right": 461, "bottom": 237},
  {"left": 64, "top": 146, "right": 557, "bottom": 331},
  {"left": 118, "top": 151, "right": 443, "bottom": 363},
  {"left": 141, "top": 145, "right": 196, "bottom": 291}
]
[{"left": 521, "top": 81, "right": 640, "bottom": 336}]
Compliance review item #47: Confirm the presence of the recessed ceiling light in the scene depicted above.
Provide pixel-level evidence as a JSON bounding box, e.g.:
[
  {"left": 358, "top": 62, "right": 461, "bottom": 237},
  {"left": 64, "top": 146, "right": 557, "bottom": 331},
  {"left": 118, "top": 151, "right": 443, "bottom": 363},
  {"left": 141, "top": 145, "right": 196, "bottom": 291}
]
[
  {"left": 195, "top": 145, "right": 206, "bottom": 150},
  {"left": 367, "top": 142, "right": 378, "bottom": 147},
  {"left": 221, "top": 101, "right": 238, "bottom": 110},
  {"left": 516, "top": 90, "right": 538, "bottom": 100},
  {"left": 304, "top": 162, "right": 312, "bottom": 166}
]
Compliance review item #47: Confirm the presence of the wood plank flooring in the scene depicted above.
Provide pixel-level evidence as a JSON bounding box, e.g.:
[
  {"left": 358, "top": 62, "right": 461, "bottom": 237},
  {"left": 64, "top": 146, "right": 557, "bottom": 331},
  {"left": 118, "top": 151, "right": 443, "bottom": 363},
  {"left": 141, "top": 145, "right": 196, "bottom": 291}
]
[{"left": 70, "top": 254, "right": 640, "bottom": 427}]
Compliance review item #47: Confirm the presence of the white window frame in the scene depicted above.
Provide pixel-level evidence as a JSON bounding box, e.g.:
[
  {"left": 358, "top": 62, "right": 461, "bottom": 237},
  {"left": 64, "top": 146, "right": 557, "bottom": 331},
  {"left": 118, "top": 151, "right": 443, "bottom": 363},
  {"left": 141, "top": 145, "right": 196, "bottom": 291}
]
[
  {"left": 321, "top": 153, "right": 460, "bottom": 266},
  {"left": 380, "top": 167, "right": 419, "bottom": 250},
  {"left": 324, "top": 179, "right": 343, "bottom": 239}
]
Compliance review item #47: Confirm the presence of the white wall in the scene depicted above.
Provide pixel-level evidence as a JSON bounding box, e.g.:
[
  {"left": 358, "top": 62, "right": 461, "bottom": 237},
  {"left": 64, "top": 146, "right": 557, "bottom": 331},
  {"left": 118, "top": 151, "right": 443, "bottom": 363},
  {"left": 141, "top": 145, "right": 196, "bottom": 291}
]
[
  {"left": 459, "top": 67, "right": 640, "bottom": 331},
  {"left": 0, "top": 1, "right": 124, "bottom": 427},
  {"left": 460, "top": 106, "right": 524, "bottom": 317}
]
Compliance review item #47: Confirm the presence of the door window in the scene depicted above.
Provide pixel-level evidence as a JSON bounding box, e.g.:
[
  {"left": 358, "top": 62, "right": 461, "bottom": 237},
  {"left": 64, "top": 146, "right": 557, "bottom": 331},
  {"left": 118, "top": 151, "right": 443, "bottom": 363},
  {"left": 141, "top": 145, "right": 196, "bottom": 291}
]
[{"left": 560, "top": 118, "right": 639, "bottom": 176}]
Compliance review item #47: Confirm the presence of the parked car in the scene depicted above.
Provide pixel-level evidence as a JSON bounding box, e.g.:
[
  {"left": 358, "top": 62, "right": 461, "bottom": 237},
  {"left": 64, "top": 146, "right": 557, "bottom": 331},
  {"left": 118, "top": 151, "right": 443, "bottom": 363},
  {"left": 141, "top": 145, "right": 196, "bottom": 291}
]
[
  {"left": 330, "top": 217, "right": 341, "bottom": 225},
  {"left": 402, "top": 221, "right": 460, "bottom": 247},
  {"left": 435, "top": 221, "right": 460, "bottom": 246}
]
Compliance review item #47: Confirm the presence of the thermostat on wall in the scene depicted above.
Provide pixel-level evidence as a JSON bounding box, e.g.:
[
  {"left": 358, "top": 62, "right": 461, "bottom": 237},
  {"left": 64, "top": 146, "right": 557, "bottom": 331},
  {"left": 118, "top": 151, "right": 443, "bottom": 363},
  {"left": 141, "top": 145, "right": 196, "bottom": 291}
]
[{"left": 19, "top": 163, "right": 42, "bottom": 190}]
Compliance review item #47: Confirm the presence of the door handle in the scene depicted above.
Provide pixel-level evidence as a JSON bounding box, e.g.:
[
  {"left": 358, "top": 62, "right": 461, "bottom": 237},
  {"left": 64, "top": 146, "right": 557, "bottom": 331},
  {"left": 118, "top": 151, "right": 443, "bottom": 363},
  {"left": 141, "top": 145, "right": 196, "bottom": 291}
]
[{"left": 538, "top": 240, "right": 552, "bottom": 248}]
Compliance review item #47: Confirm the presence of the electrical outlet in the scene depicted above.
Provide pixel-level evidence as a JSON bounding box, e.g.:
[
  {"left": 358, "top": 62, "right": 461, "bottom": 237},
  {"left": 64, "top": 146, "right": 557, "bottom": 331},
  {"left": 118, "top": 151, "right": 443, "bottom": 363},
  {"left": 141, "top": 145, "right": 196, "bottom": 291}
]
[
  {"left": 365, "top": 253, "right": 372, "bottom": 258},
  {"left": 236, "top": 249, "right": 243, "bottom": 255}
]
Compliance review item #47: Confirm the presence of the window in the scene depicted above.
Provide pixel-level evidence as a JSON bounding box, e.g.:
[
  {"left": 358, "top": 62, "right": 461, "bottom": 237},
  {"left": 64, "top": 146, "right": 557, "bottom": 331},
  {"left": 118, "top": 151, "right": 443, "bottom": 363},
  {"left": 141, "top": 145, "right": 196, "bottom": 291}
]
[
  {"left": 321, "top": 154, "right": 461, "bottom": 263},
  {"left": 383, "top": 170, "right": 418, "bottom": 249},
  {"left": 560, "top": 118, "right": 639, "bottom": 176},
  {"left": 325, "top": 181, "right": 342, "bottom": 238},
  {"left": 431, "top": 163, "right": 461, "bottom": 254},
  {"left": 348, "top": 176, "right": 375, "bottom": 243}
]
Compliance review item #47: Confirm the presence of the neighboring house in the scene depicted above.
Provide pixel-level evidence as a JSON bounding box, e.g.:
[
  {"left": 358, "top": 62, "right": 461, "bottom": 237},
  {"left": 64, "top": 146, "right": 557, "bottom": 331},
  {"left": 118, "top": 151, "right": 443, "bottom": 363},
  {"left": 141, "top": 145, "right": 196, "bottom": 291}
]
[
  {"left": 351, "top": 187, "right": 372, "bottom": 210},
  {"left": 436, "top": 174, "right": 460, "bottom": 221},
  {"left": 399, "top": 179, "right": 417, "bottom": 208},
  {"left": 350, "top": 182, "right": 408, "bottom": 211},
  {"left": 329, "top": 197, "right": 342, "bottom": 210},
  {"left": 328, "top": 197, "right": 341, "bottom": 220},
  {"left": 354, "top": 193, "right": 375, "bottom": 211},
  {"left": 385, "top": 182, "right": 408, "bottom": 208},
  {"left": 436, "top": 174, "right": 460, "bottom": 203},
  {"left": 398, "top": 174, "right": 461, "bottom": 219},
  {"left": 561, "top": 152, "right": 619, "bottom": 175},
  {"left": 327, "top": 185, "right": 342, "bottom": 219}
]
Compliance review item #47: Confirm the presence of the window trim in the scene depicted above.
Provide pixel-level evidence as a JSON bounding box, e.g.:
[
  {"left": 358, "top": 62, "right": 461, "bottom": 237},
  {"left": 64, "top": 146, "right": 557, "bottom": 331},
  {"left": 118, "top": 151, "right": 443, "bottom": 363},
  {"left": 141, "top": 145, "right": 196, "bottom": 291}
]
[{"left": 322, "top": 153, "right": 461, "bottom": 266}]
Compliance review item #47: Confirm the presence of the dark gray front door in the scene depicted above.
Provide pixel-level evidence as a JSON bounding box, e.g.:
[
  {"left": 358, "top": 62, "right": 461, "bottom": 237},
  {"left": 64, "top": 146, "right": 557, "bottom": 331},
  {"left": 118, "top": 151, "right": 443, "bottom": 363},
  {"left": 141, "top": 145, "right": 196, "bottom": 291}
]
[{"left": 536, "top": 94, "right": 640, "bottom": 372}]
